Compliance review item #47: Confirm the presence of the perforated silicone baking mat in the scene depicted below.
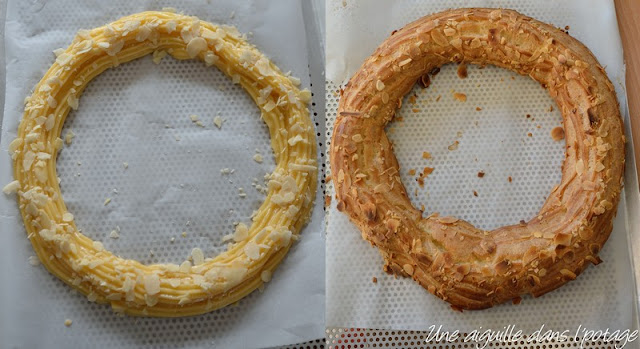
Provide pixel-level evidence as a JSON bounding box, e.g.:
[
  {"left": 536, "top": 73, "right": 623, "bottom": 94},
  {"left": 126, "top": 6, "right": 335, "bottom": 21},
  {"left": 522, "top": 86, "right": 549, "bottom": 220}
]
[
  {"left": 0, "top": 0, "right": 325, "bottom": 348},
  {"left": 325, "top": 0, "right": 638, "bottom": 346}
]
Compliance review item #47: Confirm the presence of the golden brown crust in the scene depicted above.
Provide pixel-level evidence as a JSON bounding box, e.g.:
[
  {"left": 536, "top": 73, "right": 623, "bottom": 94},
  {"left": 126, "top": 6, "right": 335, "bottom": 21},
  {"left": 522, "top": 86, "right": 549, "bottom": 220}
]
[{"left": 330, "top": 8, "right": 625, "bottom": 310}]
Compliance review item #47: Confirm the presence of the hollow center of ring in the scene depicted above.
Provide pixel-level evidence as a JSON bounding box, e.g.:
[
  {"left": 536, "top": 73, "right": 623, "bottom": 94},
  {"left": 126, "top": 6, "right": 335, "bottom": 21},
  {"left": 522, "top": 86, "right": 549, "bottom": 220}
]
[
  {"left": 56, "top": 56, "right": 274, "bottom": 265},
  {"left": 385, "top": 63, "right": 565, "bottom": 231}
]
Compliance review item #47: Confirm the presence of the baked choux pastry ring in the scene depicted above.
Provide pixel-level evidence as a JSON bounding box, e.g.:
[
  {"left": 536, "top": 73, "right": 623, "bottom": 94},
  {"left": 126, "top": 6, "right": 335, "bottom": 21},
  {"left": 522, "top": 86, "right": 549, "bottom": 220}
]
[{"left": 331, "top": 8, "right": 624, "bottom": 310}]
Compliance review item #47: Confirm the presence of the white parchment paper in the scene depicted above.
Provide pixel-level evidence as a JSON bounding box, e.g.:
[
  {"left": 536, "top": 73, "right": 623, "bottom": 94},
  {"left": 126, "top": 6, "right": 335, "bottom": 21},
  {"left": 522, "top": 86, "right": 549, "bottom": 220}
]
[
  {"left": 325, "top": 0, "right": 636, "bottom": 335},
  {"left": 0, "top": 1, "right": 324, "bottom": 348}
]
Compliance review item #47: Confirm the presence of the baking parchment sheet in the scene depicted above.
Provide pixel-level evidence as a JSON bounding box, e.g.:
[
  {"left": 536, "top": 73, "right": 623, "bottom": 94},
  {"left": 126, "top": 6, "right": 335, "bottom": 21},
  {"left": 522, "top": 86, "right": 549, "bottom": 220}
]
[
  {"left": 325, "top": 0, "right": 637, "bottom": 335},
  {"left": 0, "top": 1, "right": 324, "bottom": 348}
]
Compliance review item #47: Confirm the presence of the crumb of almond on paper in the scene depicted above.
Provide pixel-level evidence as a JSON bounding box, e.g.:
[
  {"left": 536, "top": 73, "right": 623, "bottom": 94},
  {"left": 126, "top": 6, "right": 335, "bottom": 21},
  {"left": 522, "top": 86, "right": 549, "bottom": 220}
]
[
  {"left": 372, "top": 276, "right": 378, "bottom": 284},
  {"left": 213, "top": 115, "right": 224, "bottom": 129},
  {"left": 103, "top": 198, "right": 111, "bottom": 206},
  {"left": 220, "top": 168, "right": 235, "bottom": 175},
  {"left": 416, "top": 167, "right": 434, "bottom": 188},
  {"left": 551, "top": 126, "right": 565, "bottom": 141},
  {"left": 457, "top": 63, "right": 468, "bottom": 79},
  {"left": 238, "top": 187, "right": 247, "bottom": 198},
  {"left": 473, "top": 190, "right": 478, "bottom": 197},
  {"left": 253, "top": 153, "right": 263, "bottom": 163},
  {"left": 422, "top": 151, "right": 432, "bottom": 160},
  {"left": 64, "top": 319, "right": 72, "bottom": 327},
  {"left": 453, "top": 91, "right": 467, "bottom": 102},
  {"left": 123, "top": 162, "right": 128, "bottom": 169},
  {"left": 189, "top": 114, "right": 205, "bottom": 128},
  {"left": 109, "top": 229, "right": 119, "bottom": 239},
  {"left": 448, "top": 140, "right": 459, "bottom": 151},
  {"left": 64, "top": 130, "right": 75, "bottom": 145},
  {"left": 477, "top": 171, "right": 485, "bottom": 178},
  {"left": 508, "top": 176, "right": 513, "bottom": 183},
  {"left": 28, "top": 255, "right": 40, "bottom": 266},
  {"left": 251, "top": 177, "right": 268, "bottom": 195},
  {"left": 476, "top": 107, "right": 482, "bottom": 111}
]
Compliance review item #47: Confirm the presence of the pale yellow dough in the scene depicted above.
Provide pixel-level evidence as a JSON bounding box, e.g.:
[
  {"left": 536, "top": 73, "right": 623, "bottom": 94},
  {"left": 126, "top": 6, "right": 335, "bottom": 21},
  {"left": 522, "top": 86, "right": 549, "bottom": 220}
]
[{"left": 8, "top": 11, "right": 317, "bottom": 317}]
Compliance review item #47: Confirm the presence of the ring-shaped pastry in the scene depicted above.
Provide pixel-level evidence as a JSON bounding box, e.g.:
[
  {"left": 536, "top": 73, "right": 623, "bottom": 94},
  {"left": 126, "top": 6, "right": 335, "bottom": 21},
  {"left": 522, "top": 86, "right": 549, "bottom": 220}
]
[
  {"left": 7, "top": 11, "right": 317, "bottom": 316},
  {"left": 330, "top": 8, "right": 624, "bottom": 310}
]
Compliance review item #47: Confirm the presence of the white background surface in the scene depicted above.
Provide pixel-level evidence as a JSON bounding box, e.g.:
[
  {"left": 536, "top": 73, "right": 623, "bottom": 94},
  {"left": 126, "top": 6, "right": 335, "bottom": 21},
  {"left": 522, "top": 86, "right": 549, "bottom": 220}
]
[
  {"left": 325, "top": 0, "right": 636, "bottom": 336},
  {"left": 0, "top": 1, "right": 325, "bottom": 348}
]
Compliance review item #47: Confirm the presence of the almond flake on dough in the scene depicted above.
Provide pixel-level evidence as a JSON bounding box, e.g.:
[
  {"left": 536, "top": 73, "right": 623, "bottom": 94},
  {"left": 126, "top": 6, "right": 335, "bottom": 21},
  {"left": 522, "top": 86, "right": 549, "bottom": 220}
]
[
  {"left": 143, "top": 274, "right": 161, "bottom": 295},
  {"left": 191, "top": 248, "right": 205, "bottom": 266},
  {"left": 3, "top": 180, "right": 20, "bottom": 195}
]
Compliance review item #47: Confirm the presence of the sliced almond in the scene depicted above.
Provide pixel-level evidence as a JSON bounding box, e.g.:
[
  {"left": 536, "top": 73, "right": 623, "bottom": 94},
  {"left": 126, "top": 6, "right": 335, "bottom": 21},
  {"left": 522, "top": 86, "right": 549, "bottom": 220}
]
[
  {"left": 186, "top": 37, "right": 207, "bottom": 58},
  {"left": 438, "top": 216, "right": 459, "bottom": 224},
  {"left": 551, "top": 127, "right": 565, "bottom": 141}
]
